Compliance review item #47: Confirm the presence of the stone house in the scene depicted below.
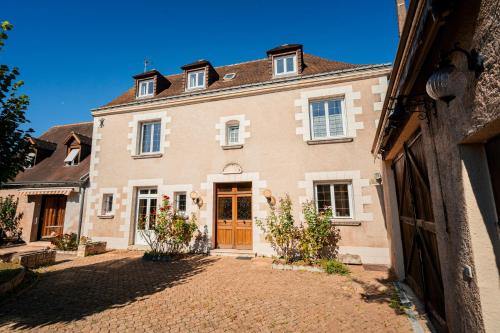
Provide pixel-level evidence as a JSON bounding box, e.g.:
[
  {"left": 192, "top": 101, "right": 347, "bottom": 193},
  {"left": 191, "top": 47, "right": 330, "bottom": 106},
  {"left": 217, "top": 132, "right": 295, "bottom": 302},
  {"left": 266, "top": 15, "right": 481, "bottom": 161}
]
[
  {"left": 0, "top": 122, "right": 92, "bottom": 242},
  {"left": 373, "top": 0, "right": 499, "bottom": 332},
  {"left": 84, "top": 44, "right": 392, "bottom": 264}
]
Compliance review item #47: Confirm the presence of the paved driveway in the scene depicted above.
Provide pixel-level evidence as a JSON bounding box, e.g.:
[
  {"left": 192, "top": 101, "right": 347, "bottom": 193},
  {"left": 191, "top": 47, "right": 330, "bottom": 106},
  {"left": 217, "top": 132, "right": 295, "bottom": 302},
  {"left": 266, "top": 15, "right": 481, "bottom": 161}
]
[{"left": 0, "top": 251, "right": 411, "bottom": 332}]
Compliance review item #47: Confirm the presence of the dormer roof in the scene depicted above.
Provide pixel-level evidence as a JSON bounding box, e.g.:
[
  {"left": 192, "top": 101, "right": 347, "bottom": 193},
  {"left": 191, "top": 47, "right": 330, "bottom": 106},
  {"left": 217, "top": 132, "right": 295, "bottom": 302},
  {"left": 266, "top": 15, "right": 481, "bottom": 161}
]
[
  {"left": 63, "top": 131, "right": 92, "bottom": 146},
  {"left": 266, "top": 44, "right": 303, "bottom": 56},
  {"left": 28, "top": 137, "right": 57, "bottom": 151},
  {"left": 181, "top": 60, "right": 211, "bottom": 70}
]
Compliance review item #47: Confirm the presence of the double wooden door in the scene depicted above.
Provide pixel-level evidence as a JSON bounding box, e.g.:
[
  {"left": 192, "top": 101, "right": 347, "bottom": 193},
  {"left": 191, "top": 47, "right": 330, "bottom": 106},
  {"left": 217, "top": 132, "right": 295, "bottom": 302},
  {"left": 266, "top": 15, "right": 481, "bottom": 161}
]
[
  {"left": 216, "top": 183, "right": 252, "bottom": 250},
  {"left": 392, "top": 131, "right": 446, "bottom": 332},
  {"left": 39, "top": 195, "right": 67, "bottom": 239}
]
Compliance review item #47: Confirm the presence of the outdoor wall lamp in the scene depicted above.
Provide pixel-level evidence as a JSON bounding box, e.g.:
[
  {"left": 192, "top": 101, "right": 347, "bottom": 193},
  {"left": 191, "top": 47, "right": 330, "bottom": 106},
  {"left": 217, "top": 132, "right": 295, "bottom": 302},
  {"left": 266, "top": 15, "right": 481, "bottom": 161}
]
[
  {"left": 387, "top": 95, "right": 435, "bottom": 126},
  {"left": 262, "top": 189, "right": 276, "bottom": 206},
  {"left": 190, "top": 191, "right": 203, "bottom": 207},
  {"left": 426, "top": 44, "right": 484, "bottom": 104}
]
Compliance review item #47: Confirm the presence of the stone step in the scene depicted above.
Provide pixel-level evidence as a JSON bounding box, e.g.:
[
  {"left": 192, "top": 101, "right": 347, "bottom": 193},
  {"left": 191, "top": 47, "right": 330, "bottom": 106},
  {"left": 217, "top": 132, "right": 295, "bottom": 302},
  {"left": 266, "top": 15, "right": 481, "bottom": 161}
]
[{"left": 209, "top": 249, "right": 256, "bottom": 258}]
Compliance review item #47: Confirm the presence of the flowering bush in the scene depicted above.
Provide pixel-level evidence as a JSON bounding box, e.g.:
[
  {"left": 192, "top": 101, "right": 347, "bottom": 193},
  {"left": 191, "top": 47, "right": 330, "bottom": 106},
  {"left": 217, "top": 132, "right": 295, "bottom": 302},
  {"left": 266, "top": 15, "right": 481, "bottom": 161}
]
[
  {"left": 51, "top": 233, "right": 78, "bottom": 251},
  {"left": 257, "top": 195, "right": 341, "bottom": 265},
  {"left": 255, "top": 195, "right": 300, "bottom": 263},
  {"left": 0, "top": 195, "right": 23, "bottom": 244},
  {"left": 140, "top": 195, "right": 198, "bottom": 255}
]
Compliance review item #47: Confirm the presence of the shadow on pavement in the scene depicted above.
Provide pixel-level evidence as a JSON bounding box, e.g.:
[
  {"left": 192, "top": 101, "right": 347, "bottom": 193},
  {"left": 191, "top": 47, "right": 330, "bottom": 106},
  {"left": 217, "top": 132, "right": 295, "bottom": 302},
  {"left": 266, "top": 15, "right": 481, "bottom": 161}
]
[{"left": 0, "top": 254, "right": 217, "bottom": 330}]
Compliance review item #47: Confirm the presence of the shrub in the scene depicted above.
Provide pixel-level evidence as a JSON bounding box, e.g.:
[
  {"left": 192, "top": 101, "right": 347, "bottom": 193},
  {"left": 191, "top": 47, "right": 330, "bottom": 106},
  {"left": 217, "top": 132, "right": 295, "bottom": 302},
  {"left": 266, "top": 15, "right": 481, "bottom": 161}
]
[
  {"left": 51, "top": 233, "right": 78, "bottom": 251},
  {"left": 257, "top": 195, "right": 342, "bottom": 265},
  {"left": 256, "top": 195, "right": 300, "bottom": 263},
  {"left": 320, "top": 259, "right": 350, "bottom": 275},
  {"left": 0, "top": 195, "right": 23, "bottom": 244},
  {"left": 140, "top": 195, "right": 198, "bottom": 255},
  {"left": 300, "top": 201, "right": 341, "bottom": 262}
]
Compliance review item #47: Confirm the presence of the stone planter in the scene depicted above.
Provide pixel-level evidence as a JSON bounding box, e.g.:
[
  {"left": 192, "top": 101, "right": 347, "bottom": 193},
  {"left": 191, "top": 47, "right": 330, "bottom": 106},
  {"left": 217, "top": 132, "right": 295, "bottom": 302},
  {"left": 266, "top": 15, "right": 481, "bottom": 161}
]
[
  {"left": 0, "top": 266, "right": 25, "bottom": 296},
  {"left": 272, "top": 263, "right": 325, "bottom": 273},
  {"left": 77, "top": 242, "right": 107, "bottom": 257},
  {"left": 11, "top": 249, "right": 56, "bottom": 268}
]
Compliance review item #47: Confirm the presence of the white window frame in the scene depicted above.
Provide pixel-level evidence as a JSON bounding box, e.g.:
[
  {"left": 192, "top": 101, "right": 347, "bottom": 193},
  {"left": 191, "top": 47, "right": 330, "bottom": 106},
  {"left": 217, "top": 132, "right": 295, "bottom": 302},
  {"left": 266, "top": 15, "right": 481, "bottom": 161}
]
[
  {"left": 137, "top": 79, "right": 154, "bottom": 98},
  {"left": 139, "top": 121, "right": 161, "bottom": 155},
  {"left": 101, "top": 194, "right": 114, "bottom": 216},
  {"left": 174, "top": 192, "right": 187, "bottom": 216},
  {"left": 226, "top": 123, "right": 240, "bottom": 145},
  {"left": 135, "top": 187, "right": 158, "bottom": 231},
  {"left": 187, "top": 70, "right": 205, "bottom": 90},
  {"left": 273, "top": 54, "right": 297, "bottom": 76},
  {"left": 64, "top": 148, "right": 80, "bottom": 166},
  {"left": 314, "top": 181, "right": 354, "bottom": 219},
  {"left": 309, "top": 98, "right": 347, "bottom": 140}
]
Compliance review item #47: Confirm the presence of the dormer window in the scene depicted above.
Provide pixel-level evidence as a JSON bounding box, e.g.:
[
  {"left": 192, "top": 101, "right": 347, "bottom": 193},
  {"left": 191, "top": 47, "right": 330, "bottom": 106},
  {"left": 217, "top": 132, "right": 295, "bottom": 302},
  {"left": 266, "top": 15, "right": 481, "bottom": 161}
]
[
  {"left": 138, "top": 79, "right": 154, "bottom": 98},
  {"left": 187, "top": 70, "right": 205, "bottom": 90},
  {"left": 64, "top": 148, "right": 80, "bottom": 166},
  {"left": 274, "top": 54, "right": 297, "bottom": 76},
  {"left": 26, "top": 152, "right": 36, "bottom": 168}
]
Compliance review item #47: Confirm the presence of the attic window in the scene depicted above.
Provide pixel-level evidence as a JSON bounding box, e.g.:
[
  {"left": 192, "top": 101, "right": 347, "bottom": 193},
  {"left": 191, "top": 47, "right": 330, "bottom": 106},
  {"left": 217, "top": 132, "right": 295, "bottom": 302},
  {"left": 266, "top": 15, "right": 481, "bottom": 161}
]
[
  {"left": 187, "top": 70, "right": 205, "bottom": 90},
  {"left": 137, "top": 79, "right": 154, "bottom": 98},
  {"left": 223, "top": 73, "right": 236, "bottom": 81},
  {"left": 274, "top": 54, "right": 297, "bottom": 76},
  {"left": 64, "top": 148, "right": 80, "bottom": 166},
  {"left": 26, "top": 152, "right": 36, "bottom": 168}
]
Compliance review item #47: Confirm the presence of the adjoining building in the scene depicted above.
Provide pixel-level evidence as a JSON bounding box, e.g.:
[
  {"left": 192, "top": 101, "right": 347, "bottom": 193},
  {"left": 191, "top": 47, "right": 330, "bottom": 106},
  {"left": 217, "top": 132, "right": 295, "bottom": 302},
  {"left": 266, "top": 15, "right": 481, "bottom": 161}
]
[
  {"left": 373, "top": 0, "right": 499, "bottom": 331},
  {"left": 84, "top": 44, "right": 392, "bottom": 264},
  {"left": 0, "top": 122, "right": 92, "bottom": 242}
]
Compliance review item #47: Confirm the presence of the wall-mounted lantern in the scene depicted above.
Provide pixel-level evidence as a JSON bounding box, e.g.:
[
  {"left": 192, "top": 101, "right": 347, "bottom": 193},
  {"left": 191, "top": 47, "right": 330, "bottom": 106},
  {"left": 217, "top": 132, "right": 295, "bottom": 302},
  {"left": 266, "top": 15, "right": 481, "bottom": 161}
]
[
  {"left": 262, "top": 189, "right": 276, "bottom": 206},
  {"left": 426, "top": 44, "right": 484, "bottom": 105},
  {"left": 190, "top": 191, "right": 203, "bottom": 208}
]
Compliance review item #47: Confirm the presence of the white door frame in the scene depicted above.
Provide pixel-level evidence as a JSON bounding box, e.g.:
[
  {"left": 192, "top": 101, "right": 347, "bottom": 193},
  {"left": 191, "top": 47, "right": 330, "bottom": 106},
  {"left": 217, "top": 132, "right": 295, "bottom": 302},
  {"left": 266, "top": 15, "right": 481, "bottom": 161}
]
[{"left": 134, "top": 187, "right": 158, "bottom": 245}]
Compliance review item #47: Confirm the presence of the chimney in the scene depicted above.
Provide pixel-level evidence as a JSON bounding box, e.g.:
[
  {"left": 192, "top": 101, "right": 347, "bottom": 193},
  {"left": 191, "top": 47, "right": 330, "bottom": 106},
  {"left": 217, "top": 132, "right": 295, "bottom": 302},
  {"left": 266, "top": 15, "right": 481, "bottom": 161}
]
[{"left": 395, "top": 0, "right": 407, "bottom": 37}]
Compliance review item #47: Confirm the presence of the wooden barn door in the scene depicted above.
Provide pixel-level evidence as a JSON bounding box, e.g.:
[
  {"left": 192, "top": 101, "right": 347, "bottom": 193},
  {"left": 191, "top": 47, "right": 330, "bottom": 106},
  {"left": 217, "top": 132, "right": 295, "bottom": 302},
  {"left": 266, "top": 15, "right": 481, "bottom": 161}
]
[
  {"left": 216, "top": 183, "right": 252, "bottom": 250},
  {"left": 39, "top": 195, "right": 67, "bottom": 239},
  {"left": 392, "top": 131, "right": 447, "bottom": 332}
]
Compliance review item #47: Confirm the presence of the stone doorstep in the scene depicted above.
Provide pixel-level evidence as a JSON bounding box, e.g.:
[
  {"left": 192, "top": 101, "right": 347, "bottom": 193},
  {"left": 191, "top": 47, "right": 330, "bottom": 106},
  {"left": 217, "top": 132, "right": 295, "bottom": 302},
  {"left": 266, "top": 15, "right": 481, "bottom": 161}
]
[
  {"left": 272, "top": 263, "right": 324, "bottom": 273},
  {"left": 209, "top": 249, "right": 256, "bottom": 258}
]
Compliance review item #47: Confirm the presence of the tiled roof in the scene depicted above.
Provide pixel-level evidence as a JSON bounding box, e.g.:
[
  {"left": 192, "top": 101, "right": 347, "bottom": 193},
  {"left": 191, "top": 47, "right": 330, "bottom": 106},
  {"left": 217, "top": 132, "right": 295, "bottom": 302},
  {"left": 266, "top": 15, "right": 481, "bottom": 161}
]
[
  {"left": 103, "top": 53, "right": 363, "bottom": 108},
  {"left": 7, "top": 122, "right": 93, "bottom": 186}
]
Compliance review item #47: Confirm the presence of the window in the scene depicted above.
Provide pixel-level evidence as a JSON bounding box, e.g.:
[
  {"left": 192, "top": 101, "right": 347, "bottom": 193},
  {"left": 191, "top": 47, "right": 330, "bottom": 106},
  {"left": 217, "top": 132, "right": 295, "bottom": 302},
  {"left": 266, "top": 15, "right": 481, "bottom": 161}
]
[
  {"left": 315, "top": 183, "right": 352, "bottom": 218},
  {"left": 223, "top": 73, "right": 236, "bottom": 80},
  {"left": 226, "top": 123, "right": 240, "bottom": 145},
  {"left": 136, "top": 188, "right": 158, "bottom": 231},
  {"left": 140, "top": 121, "right": 161, "bottom": 154},
  {"left": 64, "top": 148, "right": 80, "bottom": 166},
  {"left": 174, "top": 192, "right": 187, "bottom": 215},
  {"left": 26, "top": 152, "right": 36, "bottom": 168},
  {"left": 310, "top": 99, "right": 346, "bottom": 139},
  {"left": 187, "top": 70, "right": 205, "bottom": 89},
  {"left": 137, "top": 79, "right": 154, "bottom": 98},
  {"left": 101, "top": 194, "right": 113, "bottom": 215},
  {"left": 274, "top": 54, "right": 297, "bottom": 76}
]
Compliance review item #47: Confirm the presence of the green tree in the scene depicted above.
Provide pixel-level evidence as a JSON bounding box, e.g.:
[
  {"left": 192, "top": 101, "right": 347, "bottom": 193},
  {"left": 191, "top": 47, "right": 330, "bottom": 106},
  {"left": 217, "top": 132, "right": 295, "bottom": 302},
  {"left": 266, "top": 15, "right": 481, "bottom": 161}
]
[{"left": 0, "top": 21, "right": 33, "bottom": 184}]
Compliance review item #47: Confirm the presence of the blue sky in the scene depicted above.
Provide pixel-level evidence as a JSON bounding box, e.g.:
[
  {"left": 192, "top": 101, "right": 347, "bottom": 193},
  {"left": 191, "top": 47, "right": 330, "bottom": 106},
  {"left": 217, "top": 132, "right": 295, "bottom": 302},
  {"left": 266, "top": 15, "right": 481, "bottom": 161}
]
[{"left": 2, "top": 0, "right": 400, "bottom": 135}]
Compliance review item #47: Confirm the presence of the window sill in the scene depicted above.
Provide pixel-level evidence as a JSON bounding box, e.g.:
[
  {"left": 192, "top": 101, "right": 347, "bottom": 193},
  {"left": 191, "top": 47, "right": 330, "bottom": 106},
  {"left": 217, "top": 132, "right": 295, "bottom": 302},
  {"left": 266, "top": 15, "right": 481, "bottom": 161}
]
[
  {"left": 132, "top": 153, "right": 163, "bottom": 159},
  {"left": 331, "top": 220, "right": 362, "bottom": 226},
  {"left": 136, "top": 95, "right": 154, "bottom": 100},
  {"left": 307, "top": 137, "right": 354, "bottom": 145},
  {"left": 97, "top": 215, "right": 114, "bottom": 219},
  {"left": 222, "top": 144, "right": 243, "bottom": 150}
]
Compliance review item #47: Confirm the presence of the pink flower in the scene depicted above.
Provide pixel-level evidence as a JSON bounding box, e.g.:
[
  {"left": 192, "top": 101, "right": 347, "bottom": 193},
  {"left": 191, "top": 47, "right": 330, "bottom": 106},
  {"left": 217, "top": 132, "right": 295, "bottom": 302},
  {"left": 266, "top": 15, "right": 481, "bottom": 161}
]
[
  {"left": 166, "top": 205, "right": 171, "bottom": 210},
  {"left": 159, "top": 207, "right": 165, "bottom": 212}
]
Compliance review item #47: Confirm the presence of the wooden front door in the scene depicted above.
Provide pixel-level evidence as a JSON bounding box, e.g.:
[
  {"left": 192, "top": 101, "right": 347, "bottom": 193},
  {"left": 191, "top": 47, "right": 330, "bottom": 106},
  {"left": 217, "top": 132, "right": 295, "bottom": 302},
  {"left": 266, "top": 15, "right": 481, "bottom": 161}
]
[
  {"left": 216, "top": 183, "right": 252, "bottom": 250},
  {"left": 39, "top": 195, "right": 67, "bottom": 239},
  {"left": 392, "top": 131, "right": 446, "bottom": 332}
]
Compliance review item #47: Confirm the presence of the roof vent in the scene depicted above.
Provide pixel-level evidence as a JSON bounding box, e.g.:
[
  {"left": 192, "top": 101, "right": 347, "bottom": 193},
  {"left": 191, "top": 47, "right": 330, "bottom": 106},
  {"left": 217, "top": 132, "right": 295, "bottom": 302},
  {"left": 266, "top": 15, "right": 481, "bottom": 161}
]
[{"left": 223, "top": 73, "right": 236, "bottom": 81}]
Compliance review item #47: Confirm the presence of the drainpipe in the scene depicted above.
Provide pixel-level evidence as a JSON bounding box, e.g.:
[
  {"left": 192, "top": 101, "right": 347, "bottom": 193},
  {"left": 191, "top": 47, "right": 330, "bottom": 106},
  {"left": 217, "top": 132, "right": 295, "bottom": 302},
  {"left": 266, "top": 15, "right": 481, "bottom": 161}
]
[
  {"left": 395, "top": 0, "right": 407, "bottom": 37},
  {"left": 76, "top": 182, "right": 87, "bottom": 244}
]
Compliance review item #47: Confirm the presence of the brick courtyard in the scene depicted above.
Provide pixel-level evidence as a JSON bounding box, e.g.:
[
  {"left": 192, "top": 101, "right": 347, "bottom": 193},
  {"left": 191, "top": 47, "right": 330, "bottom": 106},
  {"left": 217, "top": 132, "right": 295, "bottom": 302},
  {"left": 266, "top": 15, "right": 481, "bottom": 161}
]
[{"left": 0, "top": 251, "right": 411, "bottom": 332}]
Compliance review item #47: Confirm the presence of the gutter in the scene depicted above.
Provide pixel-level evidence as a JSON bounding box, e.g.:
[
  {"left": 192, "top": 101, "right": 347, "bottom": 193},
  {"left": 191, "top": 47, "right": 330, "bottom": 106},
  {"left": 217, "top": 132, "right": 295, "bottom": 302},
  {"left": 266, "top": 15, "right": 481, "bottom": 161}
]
[
  {"left": 93, "top": 64, "right": 392, "bottom": 114},
  {"left": 76, "top": 173, "right": 89, "bottom": 243}
]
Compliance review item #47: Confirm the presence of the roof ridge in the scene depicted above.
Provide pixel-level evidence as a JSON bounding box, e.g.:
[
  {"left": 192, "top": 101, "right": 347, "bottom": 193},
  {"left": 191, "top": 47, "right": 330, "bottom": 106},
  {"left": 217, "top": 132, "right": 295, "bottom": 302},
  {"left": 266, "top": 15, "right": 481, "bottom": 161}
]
[{"left": 52, "top": 121, "right": 93, "bottom": 127}]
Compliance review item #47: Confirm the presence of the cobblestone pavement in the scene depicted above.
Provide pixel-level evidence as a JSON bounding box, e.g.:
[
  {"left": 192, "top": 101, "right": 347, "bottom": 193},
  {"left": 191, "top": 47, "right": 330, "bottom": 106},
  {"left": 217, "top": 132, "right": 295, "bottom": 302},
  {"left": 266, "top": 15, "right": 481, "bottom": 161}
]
[{"left": 0, "top": 251, "right": 411, "bottom": 332}]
